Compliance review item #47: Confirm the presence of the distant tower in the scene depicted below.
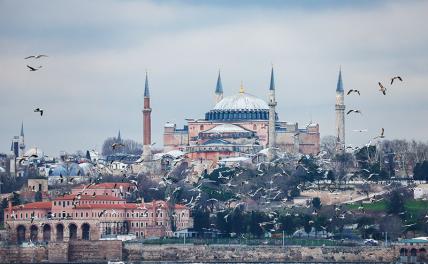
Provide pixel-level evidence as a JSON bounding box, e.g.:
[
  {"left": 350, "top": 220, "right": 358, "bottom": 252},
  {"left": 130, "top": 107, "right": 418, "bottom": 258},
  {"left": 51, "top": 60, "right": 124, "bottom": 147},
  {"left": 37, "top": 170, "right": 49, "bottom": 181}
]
[
  {"left": 19, "top": 121, "right": 25, "bottom": 156},
  {"left": 117, "top": 130, "right": 122, "bottom": 142},
  {"left": 268, "top": 67, "right": 277, "bottom": 160},
  {"left": 142, "top": 72, "right": 152, "bottom": 161},
  {"left": 215, "top": 71, "right": 224, "bottom": 104},
  {"left": 335, "top": 68, "right": 346, "bottom": 152}
]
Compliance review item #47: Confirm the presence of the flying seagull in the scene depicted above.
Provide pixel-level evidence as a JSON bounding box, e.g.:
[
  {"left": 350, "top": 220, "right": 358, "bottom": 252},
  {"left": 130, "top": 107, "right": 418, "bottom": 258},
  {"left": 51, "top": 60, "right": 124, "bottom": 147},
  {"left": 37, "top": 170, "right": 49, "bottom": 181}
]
[
  {"left": 390, "top": 76, "right": 402, "bottom": 85},
  {"left": 27, "top": 65, "right": 42, "bottom": 71},
  {"left": 346, "top": 109, "right": 362, "bottom": 115},
  {"left": 373, "top": 128, "right": 385, "bottom": 139},
  {"left": 378, "top": 82, "right": 387, "bottom": 95},
  {"left": 347, "top": 89, "right": 360, "bottom": 95},
  {"left": 111, "top": 143, "right": 125, "bottom": 150},
  {"left": 353, "top": 129, "right": 368, "bottom": 132},
  {"left": 25, "top": 55, "right": 48, "bottom": 59},
  {"left": 34, "top": 108, "right": 44, "bottom": 116}
]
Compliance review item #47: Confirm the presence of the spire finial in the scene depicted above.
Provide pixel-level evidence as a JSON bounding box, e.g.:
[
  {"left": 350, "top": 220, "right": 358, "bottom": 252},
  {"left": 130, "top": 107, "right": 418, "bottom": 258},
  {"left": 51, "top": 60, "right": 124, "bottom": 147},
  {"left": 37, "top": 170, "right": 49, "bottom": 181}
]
[
  {"left": 215, "top": 70, "right": 223, "bottom": 94},
  {"left": 336, "top": 67, "right": 344, "bottom": 92},
  {"left": 269, "top": 66, "right": 275, "bottom": 91},
  {"left": 144, "top": 70, "right": 150, "bottom": 97},
  {"left": 239, "top": 81, "right": 244, "bottom": 94},
  {"left": 20, "top": 121, "right": 24, "bottom": 137},
  {"left": 117, "top": 130, "right": 122, "bottom": 142}
]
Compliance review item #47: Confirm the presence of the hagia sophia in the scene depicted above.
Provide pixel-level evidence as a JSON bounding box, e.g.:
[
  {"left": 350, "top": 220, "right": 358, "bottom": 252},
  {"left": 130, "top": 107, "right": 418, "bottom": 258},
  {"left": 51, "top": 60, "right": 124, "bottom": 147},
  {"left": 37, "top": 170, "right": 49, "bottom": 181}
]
[{"left": 163, "top": 68, "right": 321, "bottom": 162}]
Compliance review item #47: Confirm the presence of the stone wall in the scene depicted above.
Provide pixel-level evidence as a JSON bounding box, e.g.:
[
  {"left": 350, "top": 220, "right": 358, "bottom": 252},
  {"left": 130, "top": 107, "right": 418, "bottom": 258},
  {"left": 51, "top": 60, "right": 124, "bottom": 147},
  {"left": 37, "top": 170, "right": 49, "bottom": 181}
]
[
  {"left": 48, "top": 242, "right": 68, "bottom": 262},
  {"left": 124, "top": 244, "right": 399, "bottom": 262},
  {"left": 0, "top": 240, "right": 122, "bottom": 263},
  {"left": 68, "top": 240, "right": 122, "bottom": 262},
  {"left": 0, "top": 242, "right": 400, "bottom": 263},
  {"left": 0, "top": 245, "right": 47, "bottom": 263}
]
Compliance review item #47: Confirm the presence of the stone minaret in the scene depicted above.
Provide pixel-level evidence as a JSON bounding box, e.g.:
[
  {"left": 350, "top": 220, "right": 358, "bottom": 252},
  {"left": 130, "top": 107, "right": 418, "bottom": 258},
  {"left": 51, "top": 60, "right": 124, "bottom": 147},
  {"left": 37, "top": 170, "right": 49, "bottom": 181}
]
[
  {"left": 19, "top": 121, "right": 25, "bottom": 157},
  {"left": 335, "top": 68, "right": 345, "bottom": 152},
  {"left": 215, "top": 71, "right": 223, "bottom": 104},
  {"left": 268, "top": 67, "right": 277, "bottom": 160},
  {"left": 142, "top": 72, "right": 152, "bottom": 161},
  {"left": 117, "top": 130, "right": 122, "bottom": 142}
]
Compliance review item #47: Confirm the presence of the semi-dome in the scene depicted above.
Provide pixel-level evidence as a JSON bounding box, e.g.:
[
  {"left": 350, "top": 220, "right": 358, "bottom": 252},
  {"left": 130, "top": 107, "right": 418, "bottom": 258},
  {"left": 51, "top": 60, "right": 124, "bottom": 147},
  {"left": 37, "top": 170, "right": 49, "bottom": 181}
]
[{"left": 213, "top": 93, "right": 269, "bottom": 111}]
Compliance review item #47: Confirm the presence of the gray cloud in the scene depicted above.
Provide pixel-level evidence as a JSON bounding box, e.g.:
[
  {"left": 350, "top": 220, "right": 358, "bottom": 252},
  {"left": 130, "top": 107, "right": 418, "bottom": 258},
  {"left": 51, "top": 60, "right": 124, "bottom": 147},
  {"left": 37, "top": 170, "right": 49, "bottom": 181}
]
[{"left": 0, "top": 0, "right": 427, "bottom": 155}]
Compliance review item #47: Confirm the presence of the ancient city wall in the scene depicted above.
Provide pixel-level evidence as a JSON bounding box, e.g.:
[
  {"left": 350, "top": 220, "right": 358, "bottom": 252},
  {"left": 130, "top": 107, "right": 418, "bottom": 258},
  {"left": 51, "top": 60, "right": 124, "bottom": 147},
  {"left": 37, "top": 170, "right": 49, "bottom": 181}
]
[
  {"left": 0, "top": 240, "right": 122, "bottom": 263},
  {"left": 124, "top": 244, "right": 399, "bottom": 262},
  {"left": 0, "top": 242, "right": 398, "bottom": 263},
  {"left": 0, "top": 245, "right": 47, "bottom": 263}
]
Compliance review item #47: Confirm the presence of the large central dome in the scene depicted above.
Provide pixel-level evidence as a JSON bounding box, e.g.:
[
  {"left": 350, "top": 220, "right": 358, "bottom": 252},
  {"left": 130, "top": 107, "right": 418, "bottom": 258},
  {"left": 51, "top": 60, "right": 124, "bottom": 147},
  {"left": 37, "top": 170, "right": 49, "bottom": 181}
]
[
  {"left": 213, "top": 93, "right": 269, "bottom": 111},
  {"left": 205, "top": 92, "right": 275, "bottom": 121}
]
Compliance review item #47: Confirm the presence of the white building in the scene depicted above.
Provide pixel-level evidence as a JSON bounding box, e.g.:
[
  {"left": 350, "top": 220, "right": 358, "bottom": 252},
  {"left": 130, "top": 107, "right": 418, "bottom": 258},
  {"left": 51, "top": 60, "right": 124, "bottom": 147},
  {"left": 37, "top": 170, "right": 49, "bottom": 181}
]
[{"left": 414, "top": 184, "right": 428, "bottom": 199}]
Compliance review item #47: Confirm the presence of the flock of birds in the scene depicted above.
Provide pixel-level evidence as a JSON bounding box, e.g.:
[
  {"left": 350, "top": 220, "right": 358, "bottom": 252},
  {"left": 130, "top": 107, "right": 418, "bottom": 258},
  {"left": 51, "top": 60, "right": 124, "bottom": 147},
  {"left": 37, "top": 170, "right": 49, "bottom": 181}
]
[
  {"left": 345, "top": 75, "right": 403, "bottom": 149},
  {"left": 25, "top": 54, "right": 48, "bottom": 116}
]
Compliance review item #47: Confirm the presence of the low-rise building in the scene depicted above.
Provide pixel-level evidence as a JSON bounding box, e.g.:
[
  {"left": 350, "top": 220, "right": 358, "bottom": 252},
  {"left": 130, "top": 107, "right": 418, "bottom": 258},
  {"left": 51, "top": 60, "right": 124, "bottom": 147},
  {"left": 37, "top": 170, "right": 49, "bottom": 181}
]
[{"left": 4, "top": 182, "right": 193, "bottom": 244}]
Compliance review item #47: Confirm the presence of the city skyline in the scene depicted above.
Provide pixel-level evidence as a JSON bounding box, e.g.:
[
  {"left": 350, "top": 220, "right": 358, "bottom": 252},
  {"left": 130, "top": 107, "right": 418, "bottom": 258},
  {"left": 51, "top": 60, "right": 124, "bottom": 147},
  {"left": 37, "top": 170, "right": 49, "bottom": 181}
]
[{"left": 1, "top": 0, "right": 427, "bottom": 156}]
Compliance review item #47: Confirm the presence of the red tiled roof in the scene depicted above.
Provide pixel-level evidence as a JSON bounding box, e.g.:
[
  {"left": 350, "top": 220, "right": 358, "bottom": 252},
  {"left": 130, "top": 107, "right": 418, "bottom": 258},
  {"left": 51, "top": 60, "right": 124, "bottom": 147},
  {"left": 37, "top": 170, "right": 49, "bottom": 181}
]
[
  {"left": 72, "top": 182, "right": 133, "bottom": 190},
  {"left": 54, "top": 194, "right": 125, "bottom": 201},
  {"left": 10, "top": 201, "right": 51, "bottom": 210},
  {"left": 74, "top": 204, "right": 130, "bottom": 209},
  {"left": 74, "top": 201, "right": 188, "bottom": 210}
]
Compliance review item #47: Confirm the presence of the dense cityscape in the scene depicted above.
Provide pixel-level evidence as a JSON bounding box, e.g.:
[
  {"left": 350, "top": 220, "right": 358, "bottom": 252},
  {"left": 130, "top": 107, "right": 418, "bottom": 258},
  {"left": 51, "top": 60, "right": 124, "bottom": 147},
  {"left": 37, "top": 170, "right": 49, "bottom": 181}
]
[{"left": 1, "top": 1, "right": 428, "bottom": 263}]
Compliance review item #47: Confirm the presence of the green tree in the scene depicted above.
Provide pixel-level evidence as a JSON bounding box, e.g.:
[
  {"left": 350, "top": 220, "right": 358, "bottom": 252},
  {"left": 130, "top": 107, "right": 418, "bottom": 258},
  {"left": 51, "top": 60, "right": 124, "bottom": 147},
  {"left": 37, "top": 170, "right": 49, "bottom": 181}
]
[
  {"left": 12, "top": 193, "right": 21, "bottom": 206},
  {"left": 248, "top": 211, "right": 265, "bottom": 238},
  {"left": 312, "top": 197, "right": 322, "bottom": 210},
  {"left": 230, "top": 208, "right": 245, "bottom": 234},
  {"left": 193, "top": 210, "right": 210, "bottom": 232},
  {"left": 387, "top": 190, "right": 405, "bottom": 216},
  {"left": 314, "top": 216, "right": 327, "bottom": 237},
  {"left": 356, "top": 216, "right": 375, "bottom": 239},
  {"left": 279, "top": 215, "right": 296, "bottom": 236},
  {"left": 303, "top": 215, "right": 313, "bottom": 237},
  {"left": 414, "top": 161, "right": 428, "bottom": 182},
  {"left": 216, "top": 210, "right": 232, "bottom": 234}
]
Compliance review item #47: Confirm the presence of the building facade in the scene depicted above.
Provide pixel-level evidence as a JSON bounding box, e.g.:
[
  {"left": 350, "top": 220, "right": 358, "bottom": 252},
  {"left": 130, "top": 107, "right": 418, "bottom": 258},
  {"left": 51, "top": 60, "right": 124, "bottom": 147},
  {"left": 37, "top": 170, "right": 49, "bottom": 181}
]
[
  {"left": 164, "top": 69, "right": 320, "bottom": 162},
  {"left": 4, "top": 182, "right": 193, "bottom": 243}
]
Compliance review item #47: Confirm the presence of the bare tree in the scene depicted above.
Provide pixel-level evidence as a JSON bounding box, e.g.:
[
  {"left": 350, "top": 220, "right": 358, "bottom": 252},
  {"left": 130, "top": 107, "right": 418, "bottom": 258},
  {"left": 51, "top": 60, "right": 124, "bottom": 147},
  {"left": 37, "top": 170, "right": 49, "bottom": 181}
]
[{"left": 321, "top": 135, "right": 337, "bottom": 159}]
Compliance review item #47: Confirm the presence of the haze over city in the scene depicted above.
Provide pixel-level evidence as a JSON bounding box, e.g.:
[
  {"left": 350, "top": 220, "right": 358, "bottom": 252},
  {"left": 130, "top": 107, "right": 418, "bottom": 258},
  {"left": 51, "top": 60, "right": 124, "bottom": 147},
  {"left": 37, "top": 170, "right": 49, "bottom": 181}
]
[{"left": 1, "top": 0, "right": 427, "bottom": 156}]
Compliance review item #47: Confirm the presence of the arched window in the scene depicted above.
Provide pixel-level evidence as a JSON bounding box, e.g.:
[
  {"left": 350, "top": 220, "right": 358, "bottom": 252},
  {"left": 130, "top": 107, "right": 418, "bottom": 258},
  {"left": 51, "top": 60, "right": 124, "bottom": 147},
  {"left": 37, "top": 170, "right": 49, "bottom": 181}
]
[
  {"left": 17, "top": 225, "right": 26, "bottom": 244},
  {"left": 30, "top": 225, "right": 38, "bottom": 242},
  {"left": 43, "top": 224, "right": 51, "bottom": 242},
  {"left": 56, "top": 224, "right": 64, "bottom": 241},
  {"left": 82, "top": 223, "right": 90, "bottom": 240},
  {"left": 69, "top": 224, "right": 78, "bottom": 240}
]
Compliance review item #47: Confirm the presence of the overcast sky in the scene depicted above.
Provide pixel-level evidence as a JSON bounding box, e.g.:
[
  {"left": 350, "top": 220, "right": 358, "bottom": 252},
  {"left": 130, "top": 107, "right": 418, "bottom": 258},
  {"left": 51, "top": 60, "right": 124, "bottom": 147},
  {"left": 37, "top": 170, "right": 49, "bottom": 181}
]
[{"left": 0, "top": 0, "right": 427, "bottom": 156}]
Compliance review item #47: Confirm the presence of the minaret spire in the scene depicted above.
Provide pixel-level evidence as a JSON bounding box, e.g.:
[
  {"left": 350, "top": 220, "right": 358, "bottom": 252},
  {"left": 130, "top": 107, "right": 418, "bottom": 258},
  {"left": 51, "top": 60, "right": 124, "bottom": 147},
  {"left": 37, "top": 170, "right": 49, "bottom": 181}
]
[
  {"left": 20, "top": 122, "right": 24, "bottom": 137},
  {"left": 117, "top": 130, "right": 122, "bottom": 142},
  {"left": 335, "top": 67, "right": 345, "bottom": 152},
  {"left": 268, "top": 66, "right": 277, "bottom": 160},
  {"left": 19, "top": 121, "right": 25, "bottom": 155},
  {"left": 144, "top": 71, "right": 150, "bottom": 97},
  {"left": 215, "top": 70, "right": 223, "bottom": 103},
  {"left": 269, "top": 67, "right": 275, "bottom": 91},
  {"left": 142, "top": 71, "right": 152, "bottom": 161},
  {"left": 336, "top": 67, "right": 344, "bottom": 92}
]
